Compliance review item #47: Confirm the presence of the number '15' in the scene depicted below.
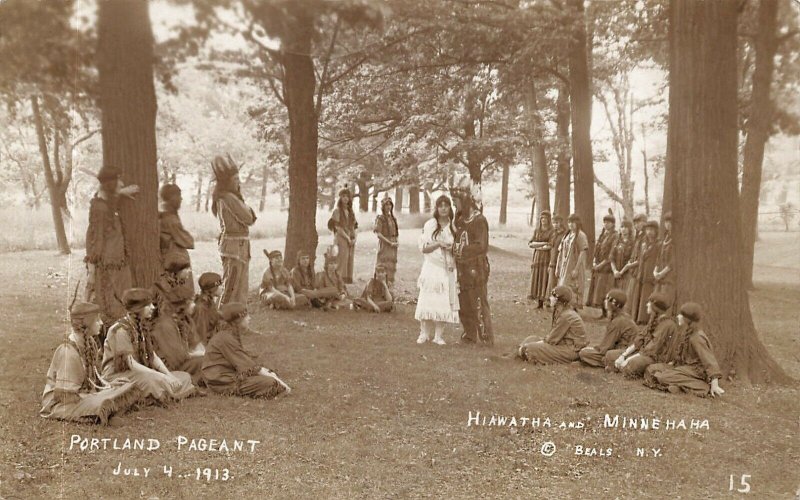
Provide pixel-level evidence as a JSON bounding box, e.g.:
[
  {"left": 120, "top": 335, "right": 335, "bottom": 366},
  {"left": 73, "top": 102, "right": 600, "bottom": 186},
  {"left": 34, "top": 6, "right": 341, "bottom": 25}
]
[{"left": 729, "top": 474, "right": 751, "bottom": 493}]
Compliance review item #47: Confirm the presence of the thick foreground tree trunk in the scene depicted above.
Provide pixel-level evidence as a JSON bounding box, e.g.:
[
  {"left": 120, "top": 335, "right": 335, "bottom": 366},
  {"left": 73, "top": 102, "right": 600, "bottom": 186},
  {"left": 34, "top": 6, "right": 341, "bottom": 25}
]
[
  {"left": 526, "top": 80, "right": 550, "bottom": 224},
  {"left": 97, "top": 0, "right": 160, "bottom": 287},
  {"left": 281, "top": 12, "right": 319, "bottom": 269},
  {"left": 667, "top": 0, "right": 789, "bottom": 384},
  {"left": 568, "top": 0, "right": 595, "bottom": 253},
  {"left": 31, "top": 96, "right": 70, "bottom": 255},
  {"left": 555, "top": 86, "right": 571, "bottom": 219},
  {"left": 740, "top": 0, "right": 778, "bottom": 290}
]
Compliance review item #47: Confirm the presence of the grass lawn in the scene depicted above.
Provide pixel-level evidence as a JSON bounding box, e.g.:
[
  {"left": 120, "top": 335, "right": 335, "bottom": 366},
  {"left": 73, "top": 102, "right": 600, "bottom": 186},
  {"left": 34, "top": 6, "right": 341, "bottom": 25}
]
[{"left": 0, "top": 229, "right": 798, "bottom": 499}]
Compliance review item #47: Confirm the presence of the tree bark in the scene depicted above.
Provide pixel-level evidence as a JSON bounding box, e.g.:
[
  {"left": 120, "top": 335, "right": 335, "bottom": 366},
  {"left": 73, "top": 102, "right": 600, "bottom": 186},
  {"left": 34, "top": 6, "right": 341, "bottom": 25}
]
[
  {"left": 259, "top": 163, "right": 268, "bottom": 212},
  {"left": 98, "top": 0, "right": 160, "bottom": 287},
  {"left": 394, "top": 186, "right": 404, "bottom": 213},
  {"left": 280, "top": 11, "right": 319, "bottom": 269},
  {"left": 641, "top": 125, "right": 650, "bottom": 217},
  {"left": 356, "top": 176, "right": 369, "bottom": 212},
  {"left": 31, "top": 96, "right": 70, "bottom": 255},
  {"left": 568, "top": 0, "right": 595, "bottom": 253},
  {"left": 408, "top": 185, "right": 420, "bottom": 213},
  {"left": 371, "top": 188, "right": 379, "bottom": 212},
  {"left": 740, "top": 0, "right": 778, "bottom": 290},
  {"left": 667, "top": 0, "right": 789, "bottom": 384},
  {"left": 499, "top": 164, "right": 510, "bottom": 225},
  {"left": 555, "top": 85, "right": 571, "bottom": 219},
  {"left": 423, "top": 186, "right": 431, "bottom": 213},
  {"left": 525, "top": 80, "right": 550, "bottom": 223}
]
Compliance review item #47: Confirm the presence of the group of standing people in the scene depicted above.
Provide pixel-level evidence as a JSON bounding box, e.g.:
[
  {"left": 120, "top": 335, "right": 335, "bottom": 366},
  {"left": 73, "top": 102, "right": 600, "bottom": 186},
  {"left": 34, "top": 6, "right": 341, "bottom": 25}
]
[{"left": 527, "top": 209, "right": 674, "bottom": 323}]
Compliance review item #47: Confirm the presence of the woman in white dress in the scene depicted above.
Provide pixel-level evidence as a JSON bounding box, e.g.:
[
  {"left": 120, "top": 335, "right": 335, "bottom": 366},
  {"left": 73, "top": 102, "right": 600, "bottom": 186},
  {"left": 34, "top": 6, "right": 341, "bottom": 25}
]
[{"left": 415, "top": 195, "right": 460, "bottom": 345}]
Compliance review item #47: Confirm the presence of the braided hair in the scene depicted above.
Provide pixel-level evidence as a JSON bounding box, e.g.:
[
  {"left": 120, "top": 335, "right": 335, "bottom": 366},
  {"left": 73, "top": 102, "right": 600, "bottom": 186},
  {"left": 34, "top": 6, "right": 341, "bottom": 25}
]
[{"left": 71, "top": 317, "right": 101, "bottom": 392}]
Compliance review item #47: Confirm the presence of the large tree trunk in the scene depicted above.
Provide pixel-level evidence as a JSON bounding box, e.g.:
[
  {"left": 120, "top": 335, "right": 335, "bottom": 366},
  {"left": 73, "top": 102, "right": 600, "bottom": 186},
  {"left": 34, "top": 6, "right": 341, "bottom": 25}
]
[
  {"left": 499, "top": 164, "right": 510, "bottom": 225},
  {"left": 555, "top": 85, "right": 571, "bottom": 218},
  {"left": 408, "top": 184, "right": 420, "bottom": 213},
  {"left": 259, "top": 163, "right": 268, "bottom": 212},
  {"left": 667, "top": 0, "right": 788, "bottom": 384},
  {"left": 31, "top": 96, "right": 70, "bottom": 255},
  {"left": 281, "top": 12, "right": 319, "bottom": 269},
  {"left": 98, "top": 0, "right": 160, "bottom": 287},
  {"left": 526, "top": 80, "right": 550, "bottom": 223},
  {"left": 394, "top": 186, "right": 404, "bottom": 213},
  {"left": 740, "top": 0, "right": 778, "bottom": 290},
  {"left": 568, "top": 0, "right": 595, "bottom": 252}
]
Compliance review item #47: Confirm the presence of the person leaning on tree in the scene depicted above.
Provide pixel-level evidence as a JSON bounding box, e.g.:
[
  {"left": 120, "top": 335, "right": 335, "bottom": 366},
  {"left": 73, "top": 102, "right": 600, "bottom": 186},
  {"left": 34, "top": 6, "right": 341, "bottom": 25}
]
[
  {"left": 578, "top": 288, "right": 638, "bottom": 368},
  {"left": 84, "top": 165, "right": 139, "bottom": 329},
  {"left": 643, "top": 302, "right": 725, "bottom": 397},
  {"left": 158, "top": 183, "right": 195, "bottom": 291},
  {"left": 211, "top": 155, "right": 257, "bottom": 307}
]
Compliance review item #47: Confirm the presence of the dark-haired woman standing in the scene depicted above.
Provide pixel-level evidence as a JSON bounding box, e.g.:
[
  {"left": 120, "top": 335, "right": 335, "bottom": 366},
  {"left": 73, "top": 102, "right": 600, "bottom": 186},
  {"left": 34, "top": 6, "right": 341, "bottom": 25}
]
[
  {"left": 374, "top": 195, "right": 399, "bottom": 286},
  {"left": 527, "top": 211, "right": 554, "bottom": 308},
  {"left": 414, "top": 195, "right": 459, "bottom": 345},
  {"left": 556, "top": 214, "right": 589, "bottom": 309},
  {"left": 211, "top": 155, "right": 257, "bottom": 307},
  {"left": 330, "top": 188, "right": 359, "bottom": 284}
]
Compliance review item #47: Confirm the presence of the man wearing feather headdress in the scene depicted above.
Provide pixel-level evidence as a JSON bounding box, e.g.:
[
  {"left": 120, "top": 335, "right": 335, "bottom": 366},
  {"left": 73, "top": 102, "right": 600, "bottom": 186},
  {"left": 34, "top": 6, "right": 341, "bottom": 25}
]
[{"left": 451, "top": 176, "right": 494, "bottom": 346}]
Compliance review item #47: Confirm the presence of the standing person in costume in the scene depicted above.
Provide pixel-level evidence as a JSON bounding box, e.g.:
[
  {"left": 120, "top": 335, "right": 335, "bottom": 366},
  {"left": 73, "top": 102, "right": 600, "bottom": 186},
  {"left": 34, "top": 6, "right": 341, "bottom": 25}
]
[
  {"left": 353, "top": 264, "right": 394, "bottom": 313},
  {"left": 610, "top": 220, "right": 636, "bottom": 290},
  {"left": 41, "top": 300, "right": 142, "bottom": 425},
  {"left": 102, "top": 288, "right": 196, "bottom": 401},
  {"left": 151, "top": 285, "right": 204, "bottom": 385},
  {"left": 644, "top": 303, "right": 725, "bottom": 397},
  {"left": 623, "top": 214, "right": 647, "bottom": 313},
  {"left": 193, "top": 272, "right": 223, "bottom": 345},
  {"left": 291, "top": 251, "right": 327, "bottom": 308},
  {"left": 374, "top": 195, "right": 399, "bottom": 287},
  {"left": 158, "top": 183, "right": 195, "bottom": 291},
  {"left": 414, "top": 195, "right": 459, "bottom": 345},
  {"left": 516, "top": 286, "right": 588, "bottom": 364},
  {"left": 630, "top": 220, "right": 660, "bottom": 324},
  {"left": 84, "top": 165, "right": 138, "bottom": 329},
  {"left": 546, "top": 215, "right": 567, "bottom": 304},
  {"left": 211, "top": 154, "right": 257, "bottom": 306},
  {"left": 653, "top": 212, "right": 675, "bottom": 311},
  {"left": 452, "top": 178, "right": 494, "bottom": 346},
  {"left": 586, "top": 211, "right": 618, "bottom": 317},
  {"left": 259, "top": 250, "right": 308, "bottom": 309},
  {"left": 556, "top": 214, "right": 589, "bottom": 309},
  {"left": 202, "top": 303, "right": 291, "bottom": 398},
  {"left": 329, "top": 188, "right": 358, "bottom": 284},
  {"left": 527, "top": 211, "right": 555, "bottom": 308},
  {"left": 313, "top": 247, "right": 351, "bottom": 310},
  {"left": 613, "top": 292, "right": 679, "bottom": 378},
  {"left": 578, "top": 289, "right": 638, "bottom": 367}
]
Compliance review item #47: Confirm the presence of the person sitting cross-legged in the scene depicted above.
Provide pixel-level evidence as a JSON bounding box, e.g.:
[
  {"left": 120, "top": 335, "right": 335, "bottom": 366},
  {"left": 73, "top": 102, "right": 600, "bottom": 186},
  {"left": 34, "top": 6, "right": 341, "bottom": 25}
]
[
  {"left": 578, "top": 288, "right": 638, "bottom": 367},
  {"left": 352, "top": 264, "right": 394, "bottom": 313},
  {"left": 193, "top": 272, "right": 223, "bottom": 345},
  {"left": 202, "top": 303, "right": 291, "bottom": 399},
  {"left": 259, "top": 250, "right": 308, "bottom": 310},
  {"left": 516, "top": 286, "right": 588, "bottom": 364},
  {"left": 643, "top": 302, "right": 725, "bottom": 397}
]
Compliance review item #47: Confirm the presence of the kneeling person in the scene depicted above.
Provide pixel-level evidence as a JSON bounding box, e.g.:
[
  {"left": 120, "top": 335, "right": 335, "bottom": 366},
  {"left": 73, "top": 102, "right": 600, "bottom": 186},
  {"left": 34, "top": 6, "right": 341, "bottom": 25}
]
[
  {"left": 517, "top": 286, "right": 588, "bottom": 364},
  {"left": 644, "top": 303, "right": 725, "bottom": 397},
  {"left": 202, "top": 303, "right": 291, "bottom": 398},
  {"left": 353, "top": 264, "right": 394, "bottom": 313},
  {"left": 579, "top": 289, "right": 638, "bottom": 367}
]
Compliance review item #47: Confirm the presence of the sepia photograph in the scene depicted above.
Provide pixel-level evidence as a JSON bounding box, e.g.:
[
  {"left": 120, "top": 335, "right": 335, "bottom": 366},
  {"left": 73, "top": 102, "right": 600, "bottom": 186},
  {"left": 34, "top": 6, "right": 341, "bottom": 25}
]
[{"left": 0, "top": 0, "right": 799, "bottom": 497}]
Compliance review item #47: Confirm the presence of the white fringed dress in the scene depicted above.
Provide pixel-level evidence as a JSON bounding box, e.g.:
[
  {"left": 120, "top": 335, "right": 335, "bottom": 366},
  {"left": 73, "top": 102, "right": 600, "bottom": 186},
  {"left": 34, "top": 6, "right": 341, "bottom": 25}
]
[{"left": 414, "top": 218, "right": 460, "bottom": 323}]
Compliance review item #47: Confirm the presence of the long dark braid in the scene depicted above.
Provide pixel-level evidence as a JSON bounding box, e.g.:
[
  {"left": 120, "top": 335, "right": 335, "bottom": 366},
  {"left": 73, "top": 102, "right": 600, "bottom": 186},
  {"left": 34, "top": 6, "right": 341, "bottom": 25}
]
[
  {"left": 551, "top": 301, "right": 564, "bottom": 328},
  {"left": 71, "top": 318, "right": 100, "bottom": 392}
]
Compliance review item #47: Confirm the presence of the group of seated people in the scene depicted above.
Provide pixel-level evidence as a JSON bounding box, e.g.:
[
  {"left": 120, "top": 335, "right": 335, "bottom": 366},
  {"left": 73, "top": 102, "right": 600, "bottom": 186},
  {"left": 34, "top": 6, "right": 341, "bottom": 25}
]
[
  {"left": 258, "top": 246, "right": 394, "bottom": 314},
  {"left": 514, "top": 286, "right": 725, "bottom": 398},
  {"left": 40, "top": 256, "right": 293, "bottom": 426}
]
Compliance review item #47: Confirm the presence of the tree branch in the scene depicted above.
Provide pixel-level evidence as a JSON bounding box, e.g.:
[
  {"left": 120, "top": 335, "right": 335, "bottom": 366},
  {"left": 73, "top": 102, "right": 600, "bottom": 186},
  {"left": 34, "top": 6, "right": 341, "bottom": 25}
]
[
  {"left": 593, "top": 174, "right": 624, "bottom": 204},
  {"left": 316, "top": 16, "right": 341, "bottom": 116}
]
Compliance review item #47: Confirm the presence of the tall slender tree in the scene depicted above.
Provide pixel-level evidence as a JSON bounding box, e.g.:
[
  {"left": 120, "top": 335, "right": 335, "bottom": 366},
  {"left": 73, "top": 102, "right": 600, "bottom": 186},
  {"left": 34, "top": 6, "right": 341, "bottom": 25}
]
[
  {"left": 97, "top": 0, "right": 160, "bottom": 287},
  {"left": 667, "top": 0, "right": 789, "bottom": 384}
]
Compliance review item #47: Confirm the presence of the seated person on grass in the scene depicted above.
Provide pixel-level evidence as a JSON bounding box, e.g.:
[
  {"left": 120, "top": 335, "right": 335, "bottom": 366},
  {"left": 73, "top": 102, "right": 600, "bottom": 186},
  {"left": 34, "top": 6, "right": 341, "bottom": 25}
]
[
  {"left": 202, "top": 303, "right": 291, "bottom": 399},
  {"left": 644, "top": 302, "right": 725, "bottom": 398},
  {"left": 259, "top": 250, "right": 307, "bottom": 310},
  {"left": 291, "top": 250, "right": 328, "bottom": 308},
  {"left": 193, "top": 272, "right": 222, "bottom": 345},
  {"left": 578, "top": 288, "right": 638, "bottom": 367},
  {"left": 153, "top": 253, "right": 193, "bottom": 310},
  {"left": 516, "top": 286, "right": 588, "bottom": 364},
  {"left": 313, "top": 247, "right": 351, "bottom": 310},
  {"left": 152, "top": 285, "right": 205, "bottom": 386},
  {"left": 352, "top": 264, "right": 394, "bottom": 313},
  {"left": 610, "top": 292, "right": 679, "bottom": 378}
]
